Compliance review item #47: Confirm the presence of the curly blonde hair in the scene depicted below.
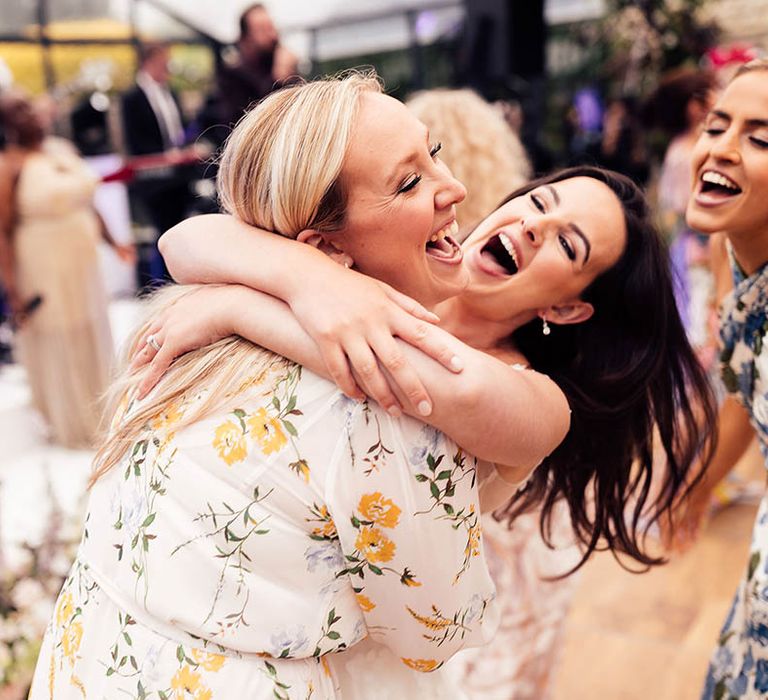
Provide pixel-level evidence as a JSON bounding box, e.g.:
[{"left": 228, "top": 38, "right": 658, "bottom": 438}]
[{"left": 407, "top": 89, "right": 531, "bottom": 234}]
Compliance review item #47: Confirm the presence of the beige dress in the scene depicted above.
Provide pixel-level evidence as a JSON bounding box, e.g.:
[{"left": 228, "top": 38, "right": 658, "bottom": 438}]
[{"left": 13, "top": 140, "right": 113, "bottom": 448}]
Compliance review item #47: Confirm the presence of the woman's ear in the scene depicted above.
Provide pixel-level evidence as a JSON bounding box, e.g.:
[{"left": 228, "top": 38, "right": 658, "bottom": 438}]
[
  {"left": 296, "top": 229, "right": 355, "bottom": 268},
  {"left": 546, "top": 300, "right": 594, "bottom": 326}
]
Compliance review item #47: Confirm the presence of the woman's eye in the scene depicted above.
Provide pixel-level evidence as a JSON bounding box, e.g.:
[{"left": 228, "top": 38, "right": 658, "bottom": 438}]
[
  {"left": 398, "top": 175, "right": 422, "bottom": 194},
  {"left": 559, "top": 235, "right": 576, "bottom": 261},
  {"left": 530, "top": 194, "right": 545, "bottom": 212},
  {"left": 704, "top": 127, "right": 724, "bottom": 136},
  {"left": 750, "top": 135, "right": 768, "bottom": 149},
  {"left": 429, "top": 142, "right": 443, "bottom": 158}
]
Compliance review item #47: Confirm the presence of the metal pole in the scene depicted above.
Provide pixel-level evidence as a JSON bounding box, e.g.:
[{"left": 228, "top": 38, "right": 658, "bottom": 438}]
[
  {"left": 37, "top": 0, "right": 55, "bottom": 91},
  {"left": 129, "top": 0, "right": 141, "bottom": 64},
  {"left": 406, "top": 10, "right": 425, "bottom": 90},
  {"left": 309, "top": 28, "right": 319, "bottom": 77}
]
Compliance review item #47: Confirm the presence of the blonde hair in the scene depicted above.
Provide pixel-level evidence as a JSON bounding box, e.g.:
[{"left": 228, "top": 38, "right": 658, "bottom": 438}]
[
  {"left": 735, "top": 58, "right": 768, "bottom": 79},
  {"left": 91, "top": 70, "right": 382, "bottom": 484},
  {"left": 406, "top": 89, "right": 531, "bottom": 233}
]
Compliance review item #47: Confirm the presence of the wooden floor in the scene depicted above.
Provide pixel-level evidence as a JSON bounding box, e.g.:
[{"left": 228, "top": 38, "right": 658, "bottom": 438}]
[{"left": 552, "top": 444, "right": 764, "bottom": 700}]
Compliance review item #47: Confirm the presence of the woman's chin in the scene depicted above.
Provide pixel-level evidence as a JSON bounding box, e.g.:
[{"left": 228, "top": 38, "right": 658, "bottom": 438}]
[{"left": 417, "top": 264, "right": 469, "bottom": 307}]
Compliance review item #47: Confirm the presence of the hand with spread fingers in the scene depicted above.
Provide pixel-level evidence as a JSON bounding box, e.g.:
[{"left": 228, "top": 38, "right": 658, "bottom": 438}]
[{"left": 285, "top": 266, "right": 464, "bottom": 417}]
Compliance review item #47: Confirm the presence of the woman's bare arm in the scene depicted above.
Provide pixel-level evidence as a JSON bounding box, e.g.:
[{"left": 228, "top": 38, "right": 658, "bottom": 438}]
[
  {"left": 0, "top": 157, "right": 20, "bottom": 315},
  {"left": 137, "top": 284, "right": 569, "bottom": 469}
]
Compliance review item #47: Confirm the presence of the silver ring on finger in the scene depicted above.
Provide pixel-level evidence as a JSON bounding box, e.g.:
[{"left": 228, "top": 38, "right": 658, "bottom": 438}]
[{"left": 147, "top": 334, "right": 162, "bottom": 352}]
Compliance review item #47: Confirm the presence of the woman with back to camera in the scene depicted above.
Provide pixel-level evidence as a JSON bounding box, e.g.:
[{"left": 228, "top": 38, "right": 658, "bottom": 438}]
[
  {"left": 144, "top": 82, "right": 717, "bottom": 694},
  {"left": 30, "top": 71, "right": 575, "bottom": 699}
]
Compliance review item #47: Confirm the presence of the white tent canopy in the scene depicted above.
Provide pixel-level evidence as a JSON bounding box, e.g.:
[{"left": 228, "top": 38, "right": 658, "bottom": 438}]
[{"left": 114, "top": 0, "right": 605, "bottom": 61}]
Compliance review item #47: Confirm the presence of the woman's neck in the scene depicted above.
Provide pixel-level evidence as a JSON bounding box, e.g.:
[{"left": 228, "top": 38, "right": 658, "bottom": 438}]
[
  {"left": 435, "top": 296, "right": 531, "bottom": 353},
  {"left": 729, "top": 226, "right": 768, "bottom": 276}
]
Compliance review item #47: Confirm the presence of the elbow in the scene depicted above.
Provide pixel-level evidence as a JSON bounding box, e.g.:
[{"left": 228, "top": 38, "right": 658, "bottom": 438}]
[
  {"left": 457, "top": 366, "right": 571, "bottom": 467},
  {"left": 157, "top": 225, "right": 187, "bottom": 283}
]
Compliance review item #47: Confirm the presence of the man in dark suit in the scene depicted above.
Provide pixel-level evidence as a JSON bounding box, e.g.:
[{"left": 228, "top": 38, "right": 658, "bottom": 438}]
[{"left": 121, "top": 42, "right": 191, "bottom": 291}]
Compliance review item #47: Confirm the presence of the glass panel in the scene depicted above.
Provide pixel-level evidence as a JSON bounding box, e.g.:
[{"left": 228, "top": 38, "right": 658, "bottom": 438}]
[{"left": 0, "top": 0, "right": 38, "bottom": 35}]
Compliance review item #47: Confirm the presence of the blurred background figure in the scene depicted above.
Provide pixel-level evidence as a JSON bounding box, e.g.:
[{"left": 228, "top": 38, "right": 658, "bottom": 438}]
[
  {"left": 407, "top": 88, "right": 530, "bottom": 233},
  {"left": 644, "top": 68, "right": 719, "bottom": 366},
  {"left": 121, "top": 42, "right": 192, "bottom": 291},
  {"left": 0, "top": 91, "right": 132, "bottom": 449},
  {"left": 407, "top": 87, "right": 580, "bottom": 700},
  {"left": 196, "top": 3, "right": 299, "bottom": 150},
  {"left": 597, "top": 96, "right": 650, "bottom": 186}
]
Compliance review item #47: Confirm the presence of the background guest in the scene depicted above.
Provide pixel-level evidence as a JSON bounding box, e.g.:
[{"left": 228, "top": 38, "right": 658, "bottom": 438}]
[
  {"left": 0, "top": 92, "right": 130, "bottom": 448},
  {"left": 121, "top": 42, "right": 192, "bottom": 291},
  {"left": 196, "top": 3, "right": 299, "bottom": 150}
]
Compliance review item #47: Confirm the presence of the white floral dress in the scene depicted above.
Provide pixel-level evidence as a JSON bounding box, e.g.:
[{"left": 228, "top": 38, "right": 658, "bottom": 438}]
[
  {"left": 30, "top": 360, "right": 498, "bottom": 699},
  {"left": 702, "top": 253, "right": 768, "bottom": 699}
]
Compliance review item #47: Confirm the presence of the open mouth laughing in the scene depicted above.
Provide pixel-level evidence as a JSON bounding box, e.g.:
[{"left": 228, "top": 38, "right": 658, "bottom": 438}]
[
  {"left": 695, "top": 169, "right": 743, "bottom": 206},
  {"left": 477, "top": 232, "right": 521, "bottom": 277},
  {"left": 425, "top": 220, "right": 463, "bottom": 264}
]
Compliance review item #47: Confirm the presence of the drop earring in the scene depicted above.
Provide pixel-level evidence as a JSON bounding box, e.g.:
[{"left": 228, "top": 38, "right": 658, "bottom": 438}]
[{"left": 541, "top": 317, "right": 551, "bottom": 336}]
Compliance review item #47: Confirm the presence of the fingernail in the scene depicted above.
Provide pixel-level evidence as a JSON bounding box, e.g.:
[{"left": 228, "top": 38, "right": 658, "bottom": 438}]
[
  {"left": 387, "top": 406, "right": 402, "bottom": 418},
  {"left": 417, "top": 401, "right": 432, "bottom": 416},
  {"left": 427, "top": 312, "right": 440, "bottom": 322},
  {"left": 449, "top": 355, "right": 463, "bottom": 372}
]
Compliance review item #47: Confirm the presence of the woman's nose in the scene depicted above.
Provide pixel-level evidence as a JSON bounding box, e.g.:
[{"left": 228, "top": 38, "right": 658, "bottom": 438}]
[
  {"left": 522, "top": 218, "right": 542, "bottom": 247},
  {"left": 435, "top": 168, "right": 467, "bottom": 210},
  {"left": 710, "top": 129, "right": 742, "bottom": 164}
]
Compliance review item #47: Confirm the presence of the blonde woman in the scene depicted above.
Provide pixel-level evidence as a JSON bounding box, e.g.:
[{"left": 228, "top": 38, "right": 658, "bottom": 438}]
[{"left": 30, "top": 72, "right": 569, "bottom": 699}]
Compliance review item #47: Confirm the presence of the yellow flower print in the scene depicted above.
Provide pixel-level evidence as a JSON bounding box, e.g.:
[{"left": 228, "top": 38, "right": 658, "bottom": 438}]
[
  {"left": 55, "top": 592, "right": 73, "bottom": 626},
  {"left": 356, "top": 593, "right": 376, "bottom": 612},
  {"left": 355, "top": 526, "right": 396, "bottom": 564},
  {"left": 248, "top": 408, "right": 288, "bottom": 455},
  {"left": 465, "top": 523, "right": 481, "bottom": 559},
  {"left": 213, "top": 419, "right": 248, "bottom": 466},
  {"left": 190, "top": 648, "right": 226, "bottom": 672},
  {"left": 61, "top": 620, "right": 83, "bottom": 662},
  {"left": 311, "top": 504, "right": 337, "bottom": 538},
  {"left": 313, "top": 520, "right": 337, "bottom": 539},
  {"left": 407, "top": 605, "right": 452, "bottom": 631},
  {"left": 401, "top": 571, "right": 422, "bottom": 587},
  {"left": 358, "top": 492, "right": 401, "bottom": 529},
  {"left": 195, "top": 689, "right": 212, "bottom": 700},
  {"left": 171, "top": 665, "right": 202, "bottom": 698},
  {"left": 401, "top": 658, "right": 441, "bottom": 672},
  {"left": 151, "top": 401, "right": 183, "bottom": 433}
]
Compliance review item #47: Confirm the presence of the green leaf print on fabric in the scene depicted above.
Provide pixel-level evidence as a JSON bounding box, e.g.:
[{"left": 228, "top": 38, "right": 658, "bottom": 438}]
[
  {"left": 414, "top": 450, "right": 480, "bottom": 582},
  {"left": 172, "top": 486, "right": 274, "bottom": 631}
]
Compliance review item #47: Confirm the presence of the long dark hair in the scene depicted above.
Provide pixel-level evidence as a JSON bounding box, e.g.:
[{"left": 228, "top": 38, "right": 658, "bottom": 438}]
[{"left": 498, "top": 166, "right": 718, "bottom": 573}]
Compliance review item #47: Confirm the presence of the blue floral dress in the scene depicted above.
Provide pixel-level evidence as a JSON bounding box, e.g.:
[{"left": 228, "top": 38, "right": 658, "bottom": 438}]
[
  {"left": 702, "top": 253, "right": 768, "bottom": 699},
  {"left": 30, "top": 359, "right": 499, "bottom": 699}
]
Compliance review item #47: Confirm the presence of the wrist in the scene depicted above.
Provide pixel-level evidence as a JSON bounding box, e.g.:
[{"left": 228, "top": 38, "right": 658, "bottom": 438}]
[{"left": 221, "top": 285, "right": 250, "bottom": 337}]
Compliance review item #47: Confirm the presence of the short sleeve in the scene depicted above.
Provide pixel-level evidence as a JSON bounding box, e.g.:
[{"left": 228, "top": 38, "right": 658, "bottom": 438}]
[{"left": 325, "top": 402, "right": 499, "bottom": 673}]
